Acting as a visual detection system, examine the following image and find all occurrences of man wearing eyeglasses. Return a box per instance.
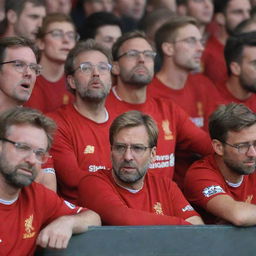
[184,103,256,225]
[149,16,221,189]
[79,110,204,225]
[106,30,212,184]
[25,13,77,113]
[47,39,113,204]
[0,107,101,255]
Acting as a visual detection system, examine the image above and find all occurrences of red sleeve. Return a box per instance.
[78,174,190,226]
[184,157,227,209]
[174,103,213,156]
[48,112,86,202]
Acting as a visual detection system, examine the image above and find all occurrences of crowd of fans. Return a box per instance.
[1,0,256,254]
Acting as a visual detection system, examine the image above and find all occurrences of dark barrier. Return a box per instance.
[35,225,255,256]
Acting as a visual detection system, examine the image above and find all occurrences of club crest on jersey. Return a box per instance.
[23,215,36,239]
[203,185,225,198]
[84,145,95,154]
[162,120,173,140]
[153,202,163,215]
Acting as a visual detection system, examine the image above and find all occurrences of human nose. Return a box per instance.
[23,150,38,165]
[91,65,100,76]
[123,145,134,161]
[247,144,256,156]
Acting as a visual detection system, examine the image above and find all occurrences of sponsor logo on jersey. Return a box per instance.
[203,185,225,198]
[149,153,175,169]
[84,145,95,154]
[182,205,194,212]
[23,215,36,239]
[153,202,163,215]
[162,120,173,140]
[88,165,106,172]
[190,117,204,128]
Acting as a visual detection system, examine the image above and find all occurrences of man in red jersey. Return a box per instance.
[0,36,55,191]
[216,32,256,112]
[25,13,77,113]
[0,107,100,255]
[184,103,256,225]
[79,110,204,226]
[47,39,113,204]
[151,16,221,189]
[106,30,212,186]
[202,0,251,85]
[153,15,220,131]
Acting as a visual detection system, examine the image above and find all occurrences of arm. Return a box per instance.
[207,195,256,226]
[78,174,190,226]
[35,167,57,192]
[185,216,204,225]
[36,209,101,249]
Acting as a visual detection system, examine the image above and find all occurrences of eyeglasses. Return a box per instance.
[0,60,42,76]
[0,138,50,164]
[221,140,256,154]
[73,62,112,74]
[44,29,80,42]
[117,50,157,60]
[173,36,206,47]
[112,143,152,156]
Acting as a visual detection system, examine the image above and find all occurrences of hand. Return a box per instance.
[36,216,73,249]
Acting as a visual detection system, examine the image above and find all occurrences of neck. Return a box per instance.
[73,97,108,123]
[215,154,243,184]
[112,169,144,191]
[0,92,21,114]
[157,61,189,89]
[115,80,147,104]
[0,175,20,201]
[226,76,252,100]
[215,25,229,45]
[40,56,64,82]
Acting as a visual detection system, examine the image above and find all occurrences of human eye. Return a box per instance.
[113,144,127,153]
[14,60,25,68]
[187,37,197,44]
[127,50,139,57]
[98,63,110,72]
[131,145,147,154]
[29,64,41,75]
[144,51,156,59]
[66,31,76,41]
[80,63,92,72]
[236,143,249,153]
[51,29,62,38]
[15,142,31,153]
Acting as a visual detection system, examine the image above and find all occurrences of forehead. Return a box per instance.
[75,50,109,64]
[96,25,122,37]
[226,0,251,11]
[176,24,201,38]
[7,124,48,150]
[241,45,256,61]
[4,46,37,63]
[21,2,46,15]
[227,123,256,143]
[119,37,153,52]
[114,125,149,144]
[45,21,75,31]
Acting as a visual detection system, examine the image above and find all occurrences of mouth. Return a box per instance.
[18,168,33,176]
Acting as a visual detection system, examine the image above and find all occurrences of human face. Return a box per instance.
[70,50,112,102]
[115,37,155,87]
[225,0,251,35]
[111,125,156,190]
[45,0,72,15]
[172,24,204,71]
[14,2,46,41]
[39,22,77,63]
[0,124,48,189]
[238,46,256,93]
[115,0,146,20]
[0,47,37,105]
[84,0,114,16]
[222,124,256,175]
[186,0,213,25]
[95,25,122,49]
